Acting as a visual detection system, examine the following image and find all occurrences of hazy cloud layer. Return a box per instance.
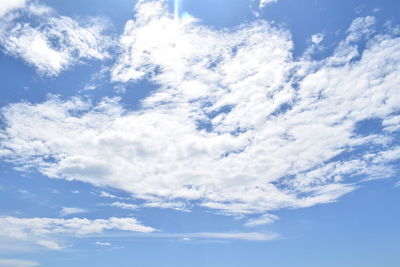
[0,259,39,267]
[1,0,400,219]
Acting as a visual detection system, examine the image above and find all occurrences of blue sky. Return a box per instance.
[0,0,400,266]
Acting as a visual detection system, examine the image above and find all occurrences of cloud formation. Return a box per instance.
[0,0,29,18]
[1,0,400,220]
[0,2,111,76]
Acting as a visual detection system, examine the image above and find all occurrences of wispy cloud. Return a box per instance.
[60,207,88,217]
[145,231,278,242]
[244,214,279,227]
[99,191,120,199]
[0,259,39,267]
[187,232,278,241]
[107,202,138,210]
[0,216,156,250]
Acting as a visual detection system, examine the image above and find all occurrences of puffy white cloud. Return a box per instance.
[311,33,324,44]
[1,1,400,219]
[0,216,156,250]
[0,259,39,267]
[0,3,112,76]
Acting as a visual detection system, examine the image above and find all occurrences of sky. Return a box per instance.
[0,0,399,266]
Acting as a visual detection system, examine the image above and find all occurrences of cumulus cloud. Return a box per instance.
[0,216,156,250]
[0,259,39,267]
[0,2,112,76]
[1,0,400,220]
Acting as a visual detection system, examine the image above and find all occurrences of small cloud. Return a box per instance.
[244,214,279,227]
[95,241,111,246]
[83,84,96,91]
[259,0,277,9]
[372,8,380,13]
[179,237,191,242]
[71,190,80,194]
[17,189,29,194]
[354,5,365,14]
[60,207,87,217]
[114,85,126,94]
[99,191,118,199]
[107,202,138,210]
[142,201,189,212]
[311,33,325,45]
[37,240,63,250]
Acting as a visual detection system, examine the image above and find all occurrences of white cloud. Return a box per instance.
[26,2,53,16]
[99,191,119,199]
[244,214,279,227]
[346,16,376,42]
[95,241,111,246]
[0,259,39,267]
[108,202,138,210]
[60,207,88,217]
[185,232,278,241]
[0,3,112,76]
[311,33,324,44]
[1,1,400,220]
[142,200,189,212]
[0,216,156,250]
[259,0,278,9]
[150,231,278,241]
[0,0,29,18]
